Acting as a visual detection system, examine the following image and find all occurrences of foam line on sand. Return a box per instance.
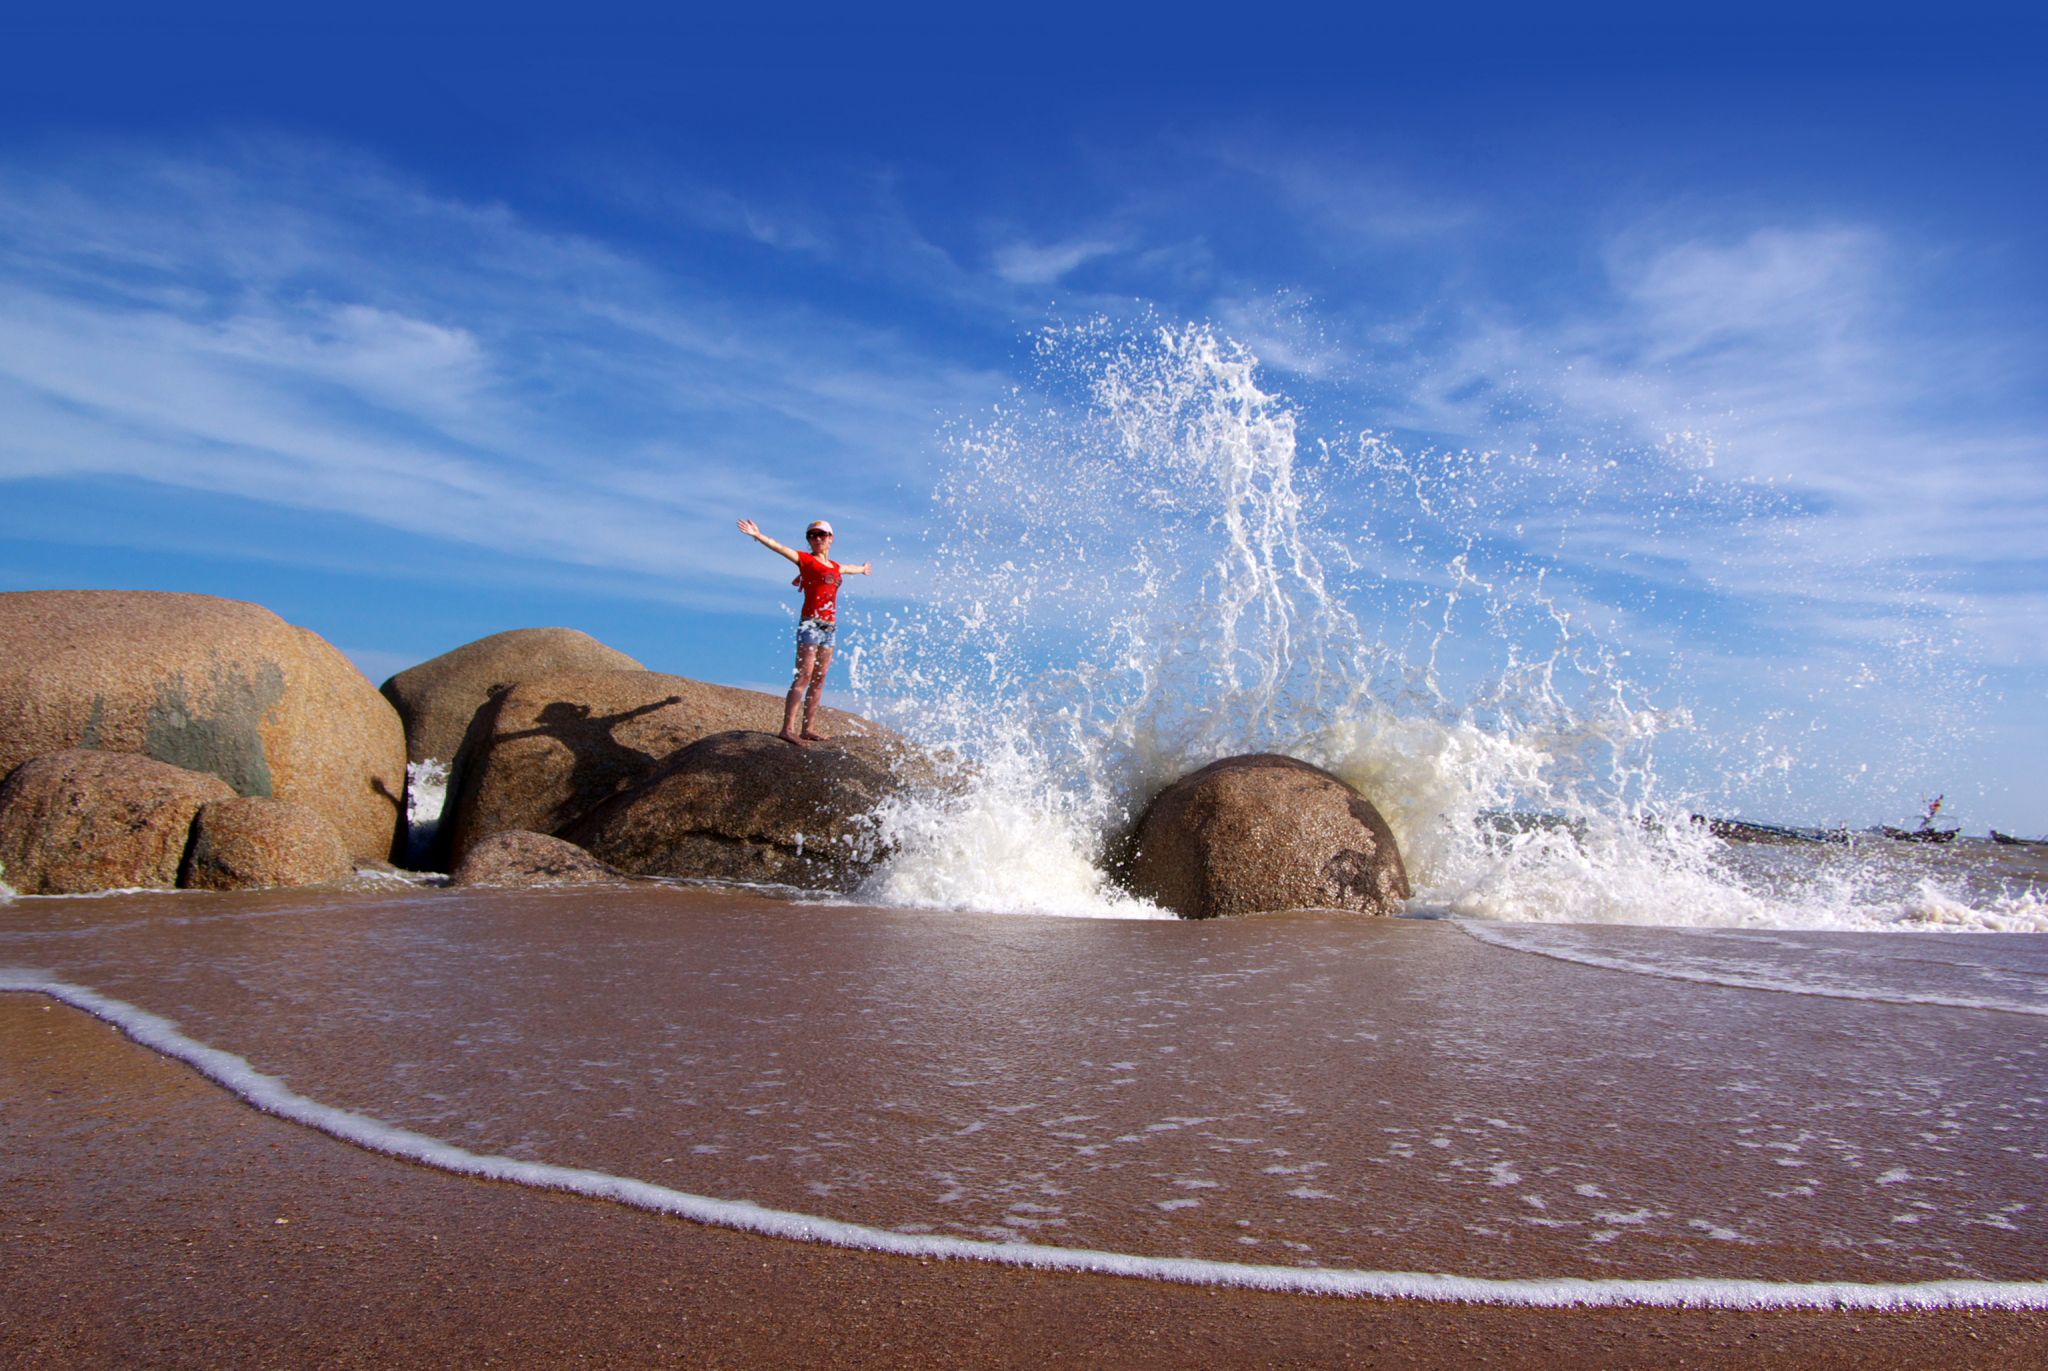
[5,968,2045,1312]
[1455,920,2048,1016]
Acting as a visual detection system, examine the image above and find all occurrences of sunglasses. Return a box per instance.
[807,530,832,539]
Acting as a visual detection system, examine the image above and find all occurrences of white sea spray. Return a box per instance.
[850,319,2039,932]
[403,758,450,869]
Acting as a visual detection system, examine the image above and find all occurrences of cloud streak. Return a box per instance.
[0,137,1008,610]
[1330,218,2046,660]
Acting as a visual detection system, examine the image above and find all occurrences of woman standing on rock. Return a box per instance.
[736,518,872,747]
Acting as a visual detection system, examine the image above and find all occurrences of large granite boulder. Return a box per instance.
[449,830,628,889]
[0,591,406,861]
[443,670,902,861]
[380,628,643,767]
[180,796,353,891]
[1125,754,1410,919]
[0,749,234,894]
[567,730,897,891]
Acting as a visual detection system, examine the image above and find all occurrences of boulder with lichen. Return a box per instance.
[0,590,405,861]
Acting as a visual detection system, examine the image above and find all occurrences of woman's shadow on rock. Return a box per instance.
[498,696,685,826]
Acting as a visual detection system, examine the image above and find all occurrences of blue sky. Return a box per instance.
[2,9,2043,829]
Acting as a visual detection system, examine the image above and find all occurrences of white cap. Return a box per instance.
[807,520,835,536]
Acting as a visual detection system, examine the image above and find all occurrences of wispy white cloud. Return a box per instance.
[1213,293,1338,378]
[1205,136,1480,246]
[1344,219,2047,660]
[0,136,1008,610]
[989,235,1124,285]
[207,303,492,422]
[633,179,838,257]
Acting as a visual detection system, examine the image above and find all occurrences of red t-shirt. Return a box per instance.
[796,552,843,622]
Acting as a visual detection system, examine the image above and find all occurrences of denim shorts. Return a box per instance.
[796,617,838,649]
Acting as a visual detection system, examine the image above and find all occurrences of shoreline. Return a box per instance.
[9,995,2047,1369]
[12,970,2040,1313]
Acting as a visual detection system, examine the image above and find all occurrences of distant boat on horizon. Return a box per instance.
[1880,825,1961,844]
[1690,814,1848,845]
[1991,830,2048,848]
[1880,795,1959,844]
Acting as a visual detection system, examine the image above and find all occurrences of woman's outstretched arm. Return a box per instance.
[736,519,802,566]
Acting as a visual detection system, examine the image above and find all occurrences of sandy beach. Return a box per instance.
[5,887,2047,1367]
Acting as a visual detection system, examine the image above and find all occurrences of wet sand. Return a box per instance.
[5,887,2048,1365]
[8,998,2045,1368]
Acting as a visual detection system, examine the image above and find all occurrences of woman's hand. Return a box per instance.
[737,518,800,564]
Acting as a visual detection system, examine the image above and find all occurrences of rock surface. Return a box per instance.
[180,796,353,891]
[0,749,234,895]
[1125,754,1410,919]
[381,628,643,767]
[568,730,897,891]
[0,591,405,862]
[448,830,629,889]
[444,670,902,860]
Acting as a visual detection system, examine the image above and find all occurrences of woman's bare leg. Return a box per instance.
[800,645,835,740]
[783,645,820,746]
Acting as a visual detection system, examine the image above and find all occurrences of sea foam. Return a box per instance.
[403,758,451,868]
[1458,921,2048,1016]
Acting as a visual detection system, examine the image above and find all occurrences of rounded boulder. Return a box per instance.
[449,830,628,889]
[1126,754,1410,918]
[444,670,903,861]
[381,628,643,768]
[0,749,234,894]
[567,730,897,891]
[180,796,353,891]
[0,591,406,862]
